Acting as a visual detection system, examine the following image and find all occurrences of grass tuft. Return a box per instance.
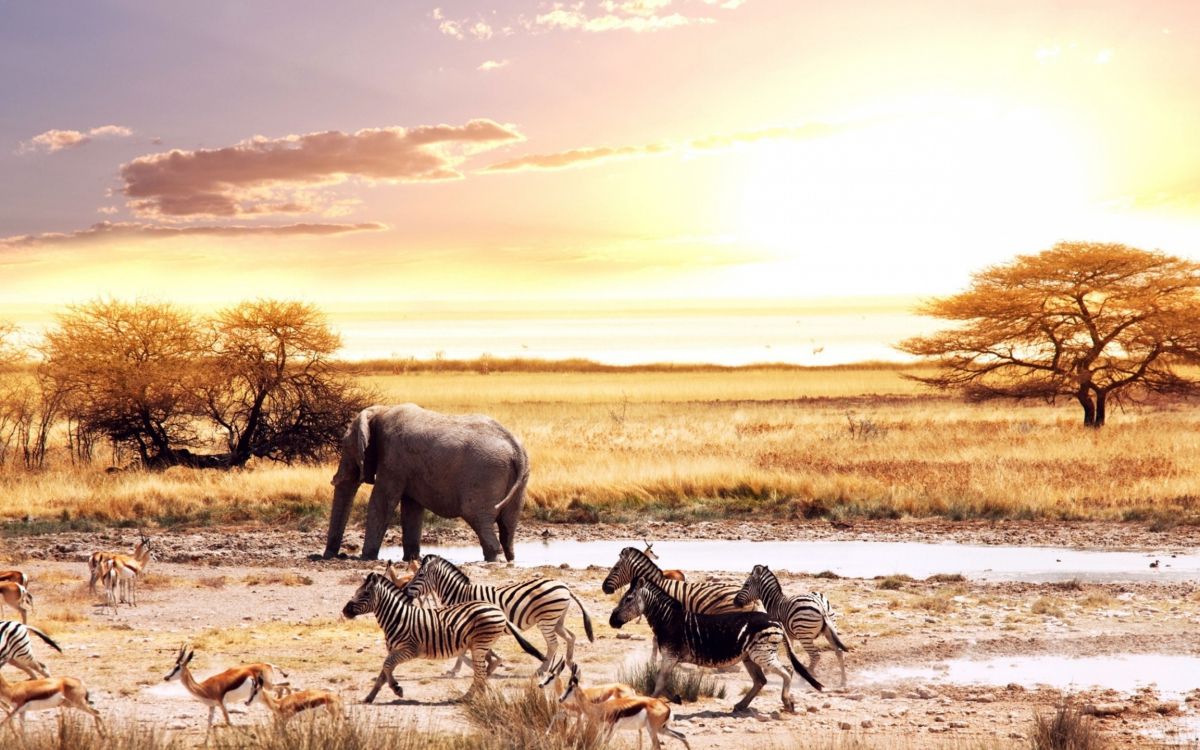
[618,658,726,702]
[1030,704,1109,750]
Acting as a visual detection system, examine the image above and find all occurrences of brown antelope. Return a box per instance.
[541,659,640,733]
[164,644,287,734]
[0,570,28,588]
[557,664,691,750]
[0,672,105,735]
[382,560,419,588]
[642,542,685,582]
[246,676,342,723]
[103,532,152,606]
[0,582,32,624]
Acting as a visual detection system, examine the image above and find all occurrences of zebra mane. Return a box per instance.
[754,565,784,598]
[620,546,662,573]
[426,555,472,589]
[633,575,678,611]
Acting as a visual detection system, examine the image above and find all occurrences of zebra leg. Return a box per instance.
[366,647,412,703]
[651,656,680,699]
[446,653,467,677]
[485,649,503,676]
[825,628,848,688]
[464,644,491,697]
[733,657,768,712]
[13,656,48,679]
[536,621,559,674]
[554,612,578,668]
[801,635,821,680]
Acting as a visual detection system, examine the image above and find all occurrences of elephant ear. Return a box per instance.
[333,407,379,485]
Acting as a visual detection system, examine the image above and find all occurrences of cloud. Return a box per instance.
[19,124,134,154]
[434,1,741,39]
[119,119,522,218]
[532,5,702,33]
[1,221,387,249]
[484,121,847,173]
[485,143,671,172]
[478,59,511,71]
[432,7,495,39]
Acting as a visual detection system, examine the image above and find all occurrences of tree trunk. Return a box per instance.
[1094,391,1107,428]
[1076,388,1096,427]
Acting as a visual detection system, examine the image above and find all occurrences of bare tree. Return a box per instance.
[899,242,1200,427]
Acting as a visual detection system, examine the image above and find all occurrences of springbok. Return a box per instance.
[642,542,685,582]
[164,644,287,734]
[0,581,32,624]
[0,672,104,735]
[104,532,153,606]
[556,664,691,750]
[246,676,342,723]
[0,570,28,588]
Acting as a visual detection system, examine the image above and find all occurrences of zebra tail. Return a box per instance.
[824,620,850,653]
[26,625,63,654]
[784,639,823,691]
[506,622,546,663]
[568,591,595,643]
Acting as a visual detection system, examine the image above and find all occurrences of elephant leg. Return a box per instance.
[362,483,401,561]
[324,479,362,558]
[497,503,520,562]
[465,514,503,563]
[399,495,425,562]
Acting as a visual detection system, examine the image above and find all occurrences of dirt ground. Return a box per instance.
[3,520,1200,748]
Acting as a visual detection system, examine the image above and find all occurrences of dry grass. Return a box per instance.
[2,366,1199,528]
[1030,704,1109,750]
[243,572,315,587]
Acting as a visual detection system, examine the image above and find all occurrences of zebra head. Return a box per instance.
[164,643,194,682]
[403,554,454,601]
[608,575,649,628]
[602,546,650,595]
[734,563,771,608]
[342,572,387,619]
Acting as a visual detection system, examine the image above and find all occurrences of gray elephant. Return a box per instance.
[322,404,529,562]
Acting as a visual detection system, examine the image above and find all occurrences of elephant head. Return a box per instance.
[323,406,385,558]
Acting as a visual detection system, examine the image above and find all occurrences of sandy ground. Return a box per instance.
[3,521,1200,748]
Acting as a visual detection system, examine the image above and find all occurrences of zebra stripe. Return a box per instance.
[0,620,62,679]
[405,555,594,673]
[601,546,746,614]
[734,564,848,687]
[341,572,543,702]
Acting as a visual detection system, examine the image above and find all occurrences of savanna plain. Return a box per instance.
[3,363,1200,749]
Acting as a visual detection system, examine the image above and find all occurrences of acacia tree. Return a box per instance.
[41,300,209,465]
[899,242,1200,427]
[203,299,370,465]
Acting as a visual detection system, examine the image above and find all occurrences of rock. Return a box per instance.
[860,719,874,729]
[966,695,995,703]
[880,689,898,699]
[615,633,632,640]
[838,722,853,731]
[1155,701,1181,715]
[846,693,866,701]
[928,726,950,733]
[916,686,939,699]
[806,705,818,713]
[949,721,968,728]
[1083,703,1127,717]
[559,563,570,569]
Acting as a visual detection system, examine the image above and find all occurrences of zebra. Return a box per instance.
[0,621,63,679]
[734,564,849,687]
[602,546,749,663]
[342,571,545,702]
[403,554,594,674]
[609,577,822,713]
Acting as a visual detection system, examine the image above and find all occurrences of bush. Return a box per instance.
[618,658,726,702]
[1030,704,1108,750]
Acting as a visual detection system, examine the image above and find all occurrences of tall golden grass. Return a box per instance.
[3,365,1199,527]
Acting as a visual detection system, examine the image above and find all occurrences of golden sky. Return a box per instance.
[3,1,1200,328]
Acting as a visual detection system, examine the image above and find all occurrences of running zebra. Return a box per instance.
[602,547,748,613]
[0,621,62,679]
[609,577,822,713]
[404,555,594,674]
[342,572,545,702]
[734,565,849,687]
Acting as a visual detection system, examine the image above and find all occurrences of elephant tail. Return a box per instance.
[568,590,595,643]
[506,621,546,663]
[494,446,530,512]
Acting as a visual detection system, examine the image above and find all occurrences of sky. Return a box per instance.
[3,1,1200,361]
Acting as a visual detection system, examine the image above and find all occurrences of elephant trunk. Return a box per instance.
[323,480,360,558]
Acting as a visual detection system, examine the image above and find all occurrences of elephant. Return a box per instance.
[322,404,530,562]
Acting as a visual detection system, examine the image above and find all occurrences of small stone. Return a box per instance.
[615,633,632,640]
[916,686,939,699]
[1155,702,1181,715]
[846,693,866,701]
[949,721,968,728]
[860,719,873,729]
[929,726,950,733]
[1083,703,1127,717]
[880,689,898,699]
[838,722,853,731]
[806,705,818,714]
[559,563,570,569]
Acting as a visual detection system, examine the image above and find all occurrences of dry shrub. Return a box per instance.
[244,572,314,587]
[926,573,966,583]
[3,716,183,750]
[618,658,726,702]
[137,573,176,590]
[1030,597,1065,618]
[196,576,228,589]
[877,575,913,591]
[463,681,610,750]
[1030,704,1108,750]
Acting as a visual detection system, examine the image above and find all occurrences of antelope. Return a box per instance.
[0,570,28,588]
[556,664,691,750]
[383,560,419,588]
[0,672,104,735]
[540,659,640,733]
[0,582,32,624]
[642,542,685,582]
[246,675,343,723]
[104,530,152,604]
[163,644,287,734]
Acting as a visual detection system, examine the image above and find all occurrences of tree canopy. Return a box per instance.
[898,242,1200,426]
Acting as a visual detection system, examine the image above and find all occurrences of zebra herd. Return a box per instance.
[0,543,850,746]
